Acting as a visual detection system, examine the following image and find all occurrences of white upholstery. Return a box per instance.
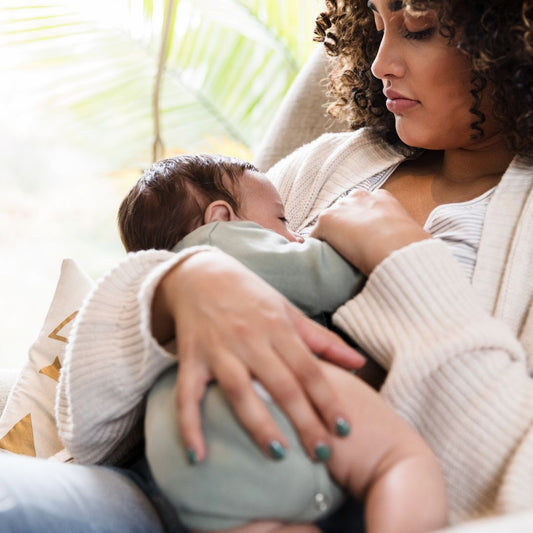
[0,369,19,416]
[253,45,348,172]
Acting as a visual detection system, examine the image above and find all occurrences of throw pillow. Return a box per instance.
[0,258,94,458]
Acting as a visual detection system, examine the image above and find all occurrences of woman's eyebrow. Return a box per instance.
[367,1,404,12]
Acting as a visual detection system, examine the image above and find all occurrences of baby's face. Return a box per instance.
[237,171,303,243]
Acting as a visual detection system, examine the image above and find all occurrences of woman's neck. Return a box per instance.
[438,135,514,185]
[384,136,515,225]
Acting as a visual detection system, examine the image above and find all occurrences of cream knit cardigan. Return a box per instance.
[56,129,533,527]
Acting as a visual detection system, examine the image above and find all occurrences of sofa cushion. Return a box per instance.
[0,259,94,458]
[253,45,348,172]
[0,370,19,416]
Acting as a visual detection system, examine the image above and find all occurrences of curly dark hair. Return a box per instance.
[314,0,533,155]
[118,154,257,252]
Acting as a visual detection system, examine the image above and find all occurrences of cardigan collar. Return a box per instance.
[473,155,533,332]
[288,130,533,331]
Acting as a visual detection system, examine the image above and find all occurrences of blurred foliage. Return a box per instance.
[0,0,321,169]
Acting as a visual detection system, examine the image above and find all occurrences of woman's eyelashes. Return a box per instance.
[402,27,435,40]
[374,25,435,42]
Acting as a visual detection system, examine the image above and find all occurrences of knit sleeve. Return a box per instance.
[55,246,213,465]
[333,238,533,522]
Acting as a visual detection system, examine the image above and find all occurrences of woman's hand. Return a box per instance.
[310,189,431,275]
[152,250,366,463]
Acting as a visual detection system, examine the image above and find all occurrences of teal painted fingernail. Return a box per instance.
[186,448,198,465]
[268,440,286,460]
[335,417,351,437]
[315,443,331,462]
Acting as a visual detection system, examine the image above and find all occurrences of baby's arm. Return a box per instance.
[174,221,365,315]
[321,361,448,533]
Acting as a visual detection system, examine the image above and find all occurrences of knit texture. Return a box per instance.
[56,127,533,526]
[269,128,533,523]
[55,247,213,465]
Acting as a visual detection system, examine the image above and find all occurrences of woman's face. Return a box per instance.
[368,0,498,150]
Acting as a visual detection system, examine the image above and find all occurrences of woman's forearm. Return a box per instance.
[56,249,194,464]
[150,248,219,345]
[334,238,533,521]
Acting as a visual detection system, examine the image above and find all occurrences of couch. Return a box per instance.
[2,45,533,532]
[0,369,18,414]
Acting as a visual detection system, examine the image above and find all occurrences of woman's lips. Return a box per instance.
[384,90,419,113]
[386,97,419,113]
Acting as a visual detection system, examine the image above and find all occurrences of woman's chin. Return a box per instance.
[395,128,445,151]
[394,119,473,151]
[395,121,427,149]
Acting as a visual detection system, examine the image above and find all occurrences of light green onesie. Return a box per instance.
[145,221,364,531]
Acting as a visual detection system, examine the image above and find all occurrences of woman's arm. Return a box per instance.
[307,190,533,521]
[56,246,363,464]
[56,248,203,464]
[334,238,533,522]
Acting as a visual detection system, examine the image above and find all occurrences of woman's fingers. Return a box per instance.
[234,305,355,460]
[167,251,362,462]
[249,351,335,461]
[175,356,212,463]
[268,320,354,453]
[290,306,366,370]
[310,189,430,274]
[178,348,290,462]
[212,354,291,460]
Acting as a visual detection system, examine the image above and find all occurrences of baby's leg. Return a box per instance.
[317,361,448,533]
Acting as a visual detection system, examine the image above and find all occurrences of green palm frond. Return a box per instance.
[1,0,321,168]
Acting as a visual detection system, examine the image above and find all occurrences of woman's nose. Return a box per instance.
[371,32,405,80]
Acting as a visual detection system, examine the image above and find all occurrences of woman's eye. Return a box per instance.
[403,27,435,40]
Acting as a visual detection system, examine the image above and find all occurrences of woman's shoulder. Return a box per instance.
[268,128,404,183]
[278,127,395,159]
[268,128,408,228]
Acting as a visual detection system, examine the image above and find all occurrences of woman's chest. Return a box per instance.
[381,167,501,227]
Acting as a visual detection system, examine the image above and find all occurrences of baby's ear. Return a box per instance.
[204,200,238,223]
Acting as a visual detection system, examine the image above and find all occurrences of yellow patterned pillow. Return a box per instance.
[0,259,94,459]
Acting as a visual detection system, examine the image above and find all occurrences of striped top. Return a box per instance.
[299,163,496,282]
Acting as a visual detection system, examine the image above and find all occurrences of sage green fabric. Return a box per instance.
[173,221,364,317]
[146,221,360,530]
[146,366,345,531]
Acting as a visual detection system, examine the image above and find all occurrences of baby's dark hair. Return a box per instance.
[118,154,258,252]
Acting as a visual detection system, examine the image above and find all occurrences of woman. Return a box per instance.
[2,0,533,531]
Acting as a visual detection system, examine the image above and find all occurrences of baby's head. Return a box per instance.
[118,153,301,252]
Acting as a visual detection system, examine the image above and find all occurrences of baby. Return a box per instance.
[118,154,448,533]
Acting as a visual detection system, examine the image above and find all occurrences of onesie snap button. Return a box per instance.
[313,492,330,512]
